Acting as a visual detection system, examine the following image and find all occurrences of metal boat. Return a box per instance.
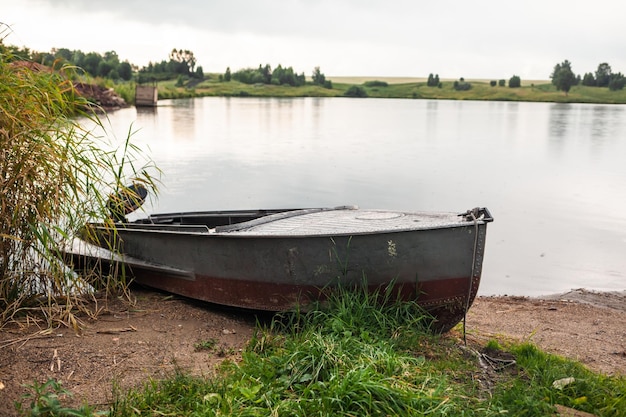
[64,205,493,332]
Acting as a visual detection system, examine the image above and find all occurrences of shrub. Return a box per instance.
[364,80,388,87]
[453,79,472,91]
[509,75,521,88]
[344,85,368,97]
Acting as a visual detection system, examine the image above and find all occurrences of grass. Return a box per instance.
[0,48,158,329]
[19,285,624,416]
[125,74,626,104]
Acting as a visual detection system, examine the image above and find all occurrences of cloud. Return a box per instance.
[5,0,626,79]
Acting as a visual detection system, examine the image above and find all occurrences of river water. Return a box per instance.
[99,97,626,296]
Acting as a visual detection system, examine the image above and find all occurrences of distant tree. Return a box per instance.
[52,47,73,62]
[97,60,113,77]
[312,66,326,86]
[224,67,231,81]
[608,72,626,91]
[490,80,497,87]
[82,52,101,76]
[169,48,196,74]
[551,60,577,95]
[498,79,506,87]
[582,72,596,86]
[595,63,612,87]
[259,64,272,84]
[427,73,440,87]
[508,75,521,88]
[195,66,204,79]
[117,62,132,80]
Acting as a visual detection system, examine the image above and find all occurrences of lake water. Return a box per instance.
[99,97,626,297]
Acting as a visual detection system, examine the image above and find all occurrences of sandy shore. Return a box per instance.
[0,288,624,415]
[468,289,626,376]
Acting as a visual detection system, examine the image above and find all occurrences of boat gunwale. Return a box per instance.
[91,216,490,239]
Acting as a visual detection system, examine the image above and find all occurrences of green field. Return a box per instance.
[140,75,626,105]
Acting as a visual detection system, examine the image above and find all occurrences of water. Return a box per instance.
[99,97,626,296]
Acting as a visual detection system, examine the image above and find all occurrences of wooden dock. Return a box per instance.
[135,85,158,107]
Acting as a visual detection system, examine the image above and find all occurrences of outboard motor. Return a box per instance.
[107,183,148,222]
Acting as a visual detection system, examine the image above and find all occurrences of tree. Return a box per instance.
[595,63,612,87]
[224,67,231,82]
[508,75,521,88]
[608,72,626,91]
[195,66,204,79]
[82,52,101,77]
[427,73,440,87]
[118,62,132,81]
[551,60,577,95]
[169,48,196,74]
[312,66,326,85]
[582,72,596,86]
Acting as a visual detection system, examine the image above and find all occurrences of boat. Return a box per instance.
[63,205,493,332]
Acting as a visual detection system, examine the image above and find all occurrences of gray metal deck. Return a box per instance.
[218,207,468,236]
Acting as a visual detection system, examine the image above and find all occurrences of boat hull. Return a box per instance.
[64,207,492,332]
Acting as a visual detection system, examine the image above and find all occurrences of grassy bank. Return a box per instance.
[18,286,626,416]
[133,75,626,104]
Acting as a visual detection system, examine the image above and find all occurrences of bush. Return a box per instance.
[453,80,471,91]
[490,80,497,87]
[344,85,368,97]
[499,79,506,87]
[364,80,388,87]
[509,75,521,88]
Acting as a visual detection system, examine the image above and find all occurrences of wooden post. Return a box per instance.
[135,84,158,107]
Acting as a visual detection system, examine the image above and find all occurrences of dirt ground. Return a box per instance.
[1,287,624,416]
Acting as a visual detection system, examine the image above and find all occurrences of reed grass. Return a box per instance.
[0,41,158,328]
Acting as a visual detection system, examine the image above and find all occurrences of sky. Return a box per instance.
[3,0,626,81]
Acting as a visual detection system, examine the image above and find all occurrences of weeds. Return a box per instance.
[0,32,158,328]
[15,379,99,417]
[194,338,218,351]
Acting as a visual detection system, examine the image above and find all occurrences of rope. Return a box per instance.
[463,208,480,345]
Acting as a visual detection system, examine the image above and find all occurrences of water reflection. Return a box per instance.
[548,103,572,138]
[101,98,626,297]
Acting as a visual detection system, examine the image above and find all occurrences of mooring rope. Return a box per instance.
[463,208,480,345]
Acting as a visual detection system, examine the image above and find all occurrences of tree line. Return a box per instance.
[2,41,625,95]
[222,64,332,88]
[551,60,625,94]
[0,43,202,82]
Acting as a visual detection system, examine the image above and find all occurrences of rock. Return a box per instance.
[73,82,128,111]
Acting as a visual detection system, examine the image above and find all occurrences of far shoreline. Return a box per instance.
[146,74,626,105]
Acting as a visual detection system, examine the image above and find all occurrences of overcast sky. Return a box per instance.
[3,0,625,80]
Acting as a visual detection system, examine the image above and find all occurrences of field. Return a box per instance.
[143,75,626,105]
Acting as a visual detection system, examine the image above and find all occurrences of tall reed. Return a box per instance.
[0,35,158,328]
